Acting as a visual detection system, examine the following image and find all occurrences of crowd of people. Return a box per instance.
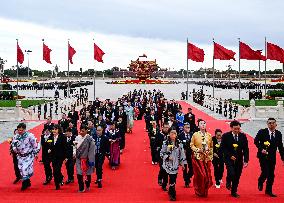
[8,89,284,201]
[13,81,93,91]
[192,89,239,119]
[193,80,275,90]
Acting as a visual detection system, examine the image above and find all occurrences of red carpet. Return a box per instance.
[1,101,284,202]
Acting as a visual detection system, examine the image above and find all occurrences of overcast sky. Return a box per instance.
[0,0,283,71]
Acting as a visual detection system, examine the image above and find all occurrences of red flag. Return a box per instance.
[43,43,52,64]
[255,50,266,61]
[240,42,265,61]
[214,42,236,60]
[17,43,24,64]
[68,43,76,64]
[187,43,204,62]
[267,42,284,63]
[94,43,105,63]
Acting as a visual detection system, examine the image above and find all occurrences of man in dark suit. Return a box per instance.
[222,120,249,198]
[146,109,158,131]
[58,113,69,133]
[42,117,54,133]
[114,106,127,125]
[93,125,109,188]
[212,129,224,188]
[178,122,194,187]
[65,127,76,184]
[68,121,78,136]
[183,108,196,132]
[68,107,79,126]
[41,129,54,185]
[254,118,284,197]
[94,97,101,108]
[155,122,170,188]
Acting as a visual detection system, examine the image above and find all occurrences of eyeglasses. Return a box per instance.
[268,122,276,124]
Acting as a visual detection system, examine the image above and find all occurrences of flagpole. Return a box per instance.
[16,39,19,100]
[259,59,261,80]
[67,39,70,98]
[42,39,45,98]
[186,38,189,100]
[93,39,96,101]
[238,38,241,100]
[264,37,267,96]
[213,38,215,98]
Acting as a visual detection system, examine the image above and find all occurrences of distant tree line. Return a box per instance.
[3,66,284,78]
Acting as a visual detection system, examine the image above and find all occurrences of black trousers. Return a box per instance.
[258,158,276,193]
[226,162,243,194]
[52,159,64,187]
[77,174,91,191]
[158,157,164,182]
[224,110,227,117]
[43,159,53,180]
[213,159,224,185]
[95,154,105,180]
[120,134,125,150]
[161,169,177,198]
[183,154,193,184]
[150,139,159,163]
[65,158,75,180]
[13,154,21,179]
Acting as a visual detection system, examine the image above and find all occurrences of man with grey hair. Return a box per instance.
[254,117,284,197]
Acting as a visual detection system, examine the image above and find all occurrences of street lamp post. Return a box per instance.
[0,58,7,81]
[25,50,32,78]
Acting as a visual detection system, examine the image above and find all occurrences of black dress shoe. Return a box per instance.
[169,195,176,201]
[43,180,51,185]
[55,185,60,190]
[226,184,232,191]
[21,181,28,191]
[13,178,21,184]
[162,186,168,191]
[266,192,277,197]
[258,182,263,191]
[65,179,74,184]
[98,181,102,188]
[27,181,31,188]
[231,193,240,198]
[158,179,162,186]
[185,183,189,188]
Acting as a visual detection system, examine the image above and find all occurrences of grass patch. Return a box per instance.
[232,100,280,107]
[0,100,47,108]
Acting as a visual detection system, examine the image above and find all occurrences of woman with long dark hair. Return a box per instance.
[190,119,213,197]
[50,124,67,190]
[160,128,186,201]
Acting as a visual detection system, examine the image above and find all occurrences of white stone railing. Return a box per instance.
[0,98,85,121]
[196,96,284,120]
[249,100,284,119]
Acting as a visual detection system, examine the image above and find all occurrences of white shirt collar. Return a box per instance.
[268,129,275,135]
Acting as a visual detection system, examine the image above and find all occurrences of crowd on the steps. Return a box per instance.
[8,89,284,201]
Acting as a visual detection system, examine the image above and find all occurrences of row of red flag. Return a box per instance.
[188,41,284,63]
[17,40,105,65]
